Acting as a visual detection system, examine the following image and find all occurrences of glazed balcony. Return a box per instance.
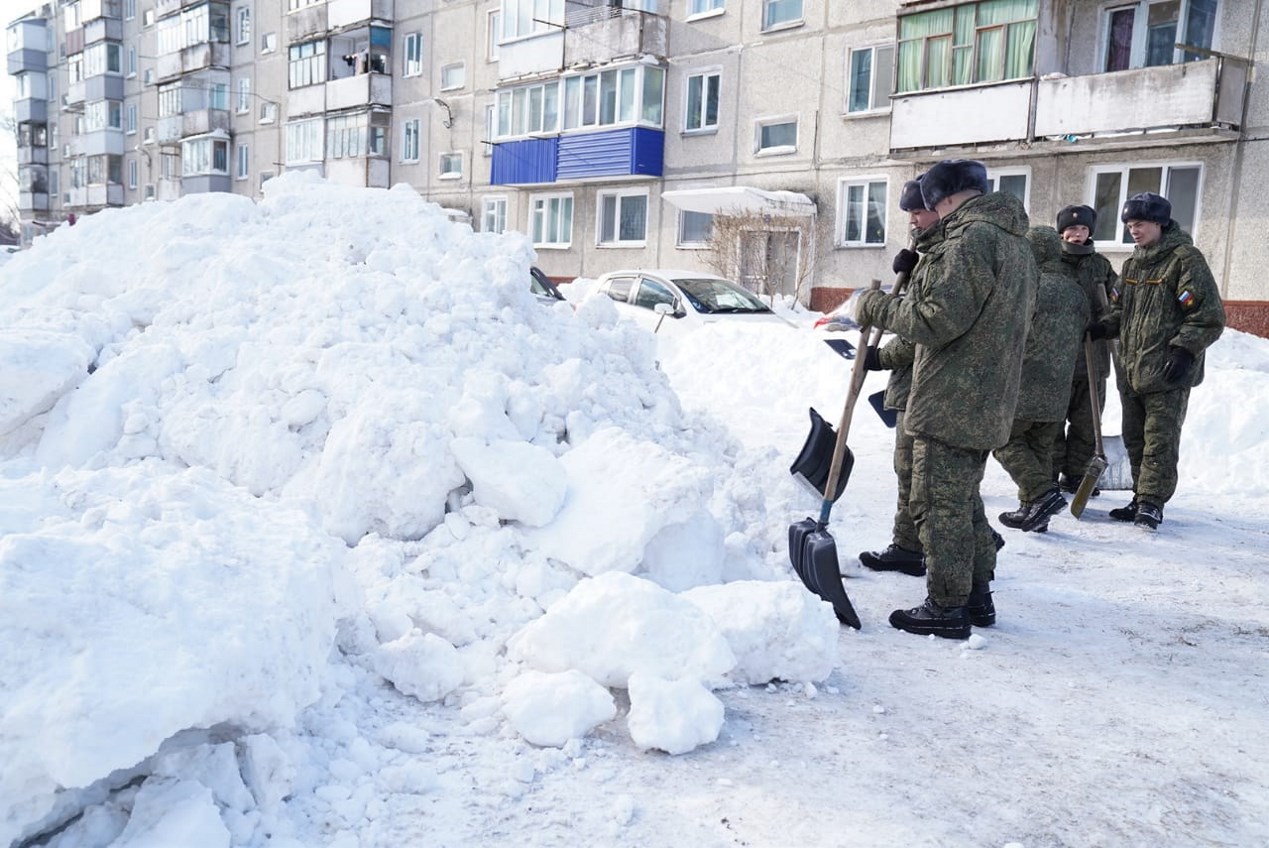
[328,0,394,30]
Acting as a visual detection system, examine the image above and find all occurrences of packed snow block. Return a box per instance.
[0,330,95,438]
[373,630,465,703]
[682,581,840,685]
[110,777,231,848]
[0,466,345,848]
[506,572,736,688]
[640,510,726,592]
[522,427,716,576]
[449,437,567,527]
[501,669,617,747]
[626,672,725,755]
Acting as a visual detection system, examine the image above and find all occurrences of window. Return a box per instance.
[838,178,888,246]
[144,68,154,84]
[289,41,327,89]
[145,126,156,143]
[678,211,714,246]
[439,152,463,178]
[285,117,324,164]
[260,171,275,190]
[128,157,138,189]
[261,32,277,53]
[182,136,229,175]
[1090,162,1201,245]
[158,83,182,118]
[487,11,501,61]
[144,184,156,200]
[235,6,251,46]
[156,4,231,55]
[598,189,648,245]
[482,196,507,233]
[501,64,664,138]
[987,167,1030,209]
[259,101,277,123]
[684,71,720,132]
[1102,0,1216,71]
[84,100,123,131]
[762,0,802,30]
[236,143,249,179]
[502,0,564,40]
[288,0,322,9]
[124,0,136,20]
[210,82,229,111]
[847,45,894,113]
[688,0,725,17]
[633,277,678,311]
[484,104,495,156]
[897,0,1038,93]
[83,42,122,77]
[143,9,154,27]
[237,77,251,113]
[755,116,797,153]
[531,193,573,248]
[440,62,465,91]
[326,112,389,159]
[403,33,422,76]
[126,103,137,134]
[127,46,137,77]
[402,119,420,161]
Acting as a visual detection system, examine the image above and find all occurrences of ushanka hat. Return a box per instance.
[1120,192,1172,224]
[1056,204,1096,234]
[898,177,927,212]
[919,159,989,210]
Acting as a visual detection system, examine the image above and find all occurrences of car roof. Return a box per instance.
[597,269,730,283]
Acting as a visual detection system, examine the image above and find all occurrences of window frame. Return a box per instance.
[762,0,803,32]
[403,33,423,77]
[438,151,464,179]
[440,62,466,92]
[683,69,721,133]
[235,5,251,46]
[1087,160,1204,248]
[596,188,649,247]
[482,195,508,234]
[487,10,501,61]
[677,210,714,248]
[530,191,574,249]
[402,118,420,162]
[687,0,725,20]
[845,44,895,114]
[1099,0,1217,72]
[836,176,890,248]
[986,166,1031,211]
[754,114,798,155]
[896,0,1039,94]
[236,142,249,180]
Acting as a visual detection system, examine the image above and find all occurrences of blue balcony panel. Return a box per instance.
[557,127,663,181]
[491,137,558,186]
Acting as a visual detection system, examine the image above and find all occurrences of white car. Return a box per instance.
[593,269,790,336]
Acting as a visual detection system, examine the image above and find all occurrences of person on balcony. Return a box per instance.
[1087,192,1225,530]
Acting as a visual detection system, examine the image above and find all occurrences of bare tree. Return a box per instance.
[0,113,22,245]
[700,206,834,307]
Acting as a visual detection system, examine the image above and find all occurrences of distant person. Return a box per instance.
[1087,192,1225,529]
[994,226,1088,533]
[1053,205,1118,494]
[851,159,1037,639]
[858,177,939,578]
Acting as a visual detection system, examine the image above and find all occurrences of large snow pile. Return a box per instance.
[0,175,839,846]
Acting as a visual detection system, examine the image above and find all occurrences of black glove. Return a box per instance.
[1086,322,1109,341]
[1161,346,1195,385]
[862,346,883,371]
[891,249,918,275]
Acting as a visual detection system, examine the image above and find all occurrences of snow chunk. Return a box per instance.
[626,673,724,755]
[111,778,230,848]
[502,669,617,747]
[450,437,567,527]
[373,629,465,703]
[0,330,94,437]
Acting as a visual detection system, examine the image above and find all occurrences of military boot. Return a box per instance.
[859,544,926,577]
[1109,497,1138,522]
[1134,501,1163,530]
[967,582,995,628]
[889,598,971,640]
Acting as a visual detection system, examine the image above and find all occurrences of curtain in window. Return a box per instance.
[619,196,647,241]
[975,0,1036,81]
[1183,0,1217,59]
[952,5,975,85]
[848,50,872,111]
[865,182,886,244]
[897,8,953,92]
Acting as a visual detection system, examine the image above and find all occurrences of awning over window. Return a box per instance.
[661,186,816,217]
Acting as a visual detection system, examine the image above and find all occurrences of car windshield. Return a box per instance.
[673,278,771,314]
[530,268,563,300]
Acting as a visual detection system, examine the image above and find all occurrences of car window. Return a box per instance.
[632,277,677,311]
[602,277,635,303]
[673,277,771,314]
[530,267,564,301]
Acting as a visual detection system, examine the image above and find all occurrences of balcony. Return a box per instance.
[16,98,47,123]
[157,109,231,144]
[327,73,391,111]
[181,174,232,195]
[7,47,47,75]
[67,185,125,209]
[18,147,49,166]
[326,157,390,189]
[19,192,50,212]
[69,130,126,157]
[498,31,564,81]
[66,27,85,55]
[287,4,329,43]
[156,42,230,83]
[1034,57,1246,138]
[564,6,667,69]
[328,0,393,30]
[7,18,49,74]
[492,127,664,186]
[889,80,1033,150]
[84,17,124,46]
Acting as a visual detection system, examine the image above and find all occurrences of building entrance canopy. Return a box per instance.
[662,186,816,217]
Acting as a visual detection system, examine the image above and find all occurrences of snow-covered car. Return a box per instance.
[593,269,789,336]
[530,266,566,305]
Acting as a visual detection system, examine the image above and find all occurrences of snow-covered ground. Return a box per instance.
[2,175,1267,848]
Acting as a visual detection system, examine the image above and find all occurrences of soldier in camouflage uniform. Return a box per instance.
[852,160,1038,639]
[1053,205,1118,492]
[1088,192,1225,530]
[857,178,939,577]
[994,226,1089,533]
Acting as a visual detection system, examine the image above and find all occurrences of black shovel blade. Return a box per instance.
[788,519,862,630]
[789,408,853,502]
[867,390,898,429]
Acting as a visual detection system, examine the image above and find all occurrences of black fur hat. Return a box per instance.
[1121,192,1172,224]
[1056,204,1096,235]
[920,159,989,210]
[898,178,927,212]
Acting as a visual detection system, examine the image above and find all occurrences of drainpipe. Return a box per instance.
[1218,0,1263,301]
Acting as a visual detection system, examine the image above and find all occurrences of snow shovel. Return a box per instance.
[1070,333,1108,518]
[788,280,882,630]
[1092,285,1132,491]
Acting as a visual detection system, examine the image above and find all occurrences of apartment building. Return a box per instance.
[9,0,1268,334]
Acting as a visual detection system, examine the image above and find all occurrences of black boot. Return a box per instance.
[991,529,1005,552]
[889,598,971,640]
[1011,487,1065,532]
[967,583,995,627]
[999,502,1029,529]
[1134,500,1163,530]
[1109,497,1138,522]
[859,544,926,577]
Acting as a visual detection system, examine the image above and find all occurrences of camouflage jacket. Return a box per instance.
[857,192,1038,450]
[1061,246,1117,378]
[1100,222,1225,395]
[879,222,943,411]
[1016,230,1090,422]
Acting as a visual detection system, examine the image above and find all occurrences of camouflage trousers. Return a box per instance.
[995,418,1064,502]
[911,436,997,608]
[1121,387,1190,505]
[891,411,922,553]
[1053,369,1108,481]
